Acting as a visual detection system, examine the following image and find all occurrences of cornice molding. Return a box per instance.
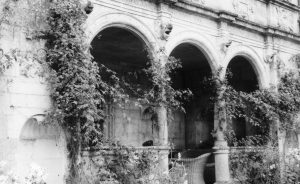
[267,0,300,11]
[174,1,300,43]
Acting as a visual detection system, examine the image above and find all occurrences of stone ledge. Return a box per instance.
[268,0,300,11]
[82,146,170,156]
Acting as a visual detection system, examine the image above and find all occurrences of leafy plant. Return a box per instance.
[201,66,300,183]
[230,140,281,184]
[43,0,190,183]
[223,70,300,135]
[0,161,47,184]
[44,0,107,182]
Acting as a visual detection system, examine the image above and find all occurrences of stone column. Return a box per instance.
[157,106,168,146]
[213,80,232,184]
[156,81,169,173]
[154,1,173,172]
[213,138,231,184]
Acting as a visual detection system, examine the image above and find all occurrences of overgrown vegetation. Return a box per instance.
[1,0,300,183]
[0,161,47,184]
[217,66,300,183]
[44,0,188,183]
[0,0,188,183]
[230,141,281,184]
[224,71,300,134]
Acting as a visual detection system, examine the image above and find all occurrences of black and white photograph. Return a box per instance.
[0,0,300,183]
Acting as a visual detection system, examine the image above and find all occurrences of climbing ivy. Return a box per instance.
[213,68,300,182]
[196,65,300,146]
[223,70,300,138]
[44,1,110,182]
[142,50,191,110]
[43,0,189,183]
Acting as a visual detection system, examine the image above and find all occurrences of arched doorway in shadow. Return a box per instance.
[169,43,215,184]
[169,43,214,150]
[17,114,67,184]
[226,56,261,141]
[91,27,154,146]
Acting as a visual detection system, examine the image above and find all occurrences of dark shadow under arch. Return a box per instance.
[90,27,156,146]
[91,27,149,71]
[226,56,261,141]
[169,43,214,150]
[169,43,215,184]
[91,27,152,98]
[227,56,259,93]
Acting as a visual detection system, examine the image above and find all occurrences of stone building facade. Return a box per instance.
[1,0,300,183]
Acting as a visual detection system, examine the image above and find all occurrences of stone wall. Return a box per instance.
[0,1,67,183]
[1,0,300,183]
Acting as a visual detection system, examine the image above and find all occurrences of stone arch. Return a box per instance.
[168,41,216,151]
[87,12,157,49]
[90,23,157,147]
[17,114,67,184]
[165,31,219,73]
[223,44,269,89]
[224,45,269,142]
[20,114,60,140]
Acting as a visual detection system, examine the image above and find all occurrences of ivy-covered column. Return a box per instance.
[154,1,175,172]
[154,46,170,174]
[213,79,232,184]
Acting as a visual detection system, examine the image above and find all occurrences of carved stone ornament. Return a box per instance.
[232,0,254,20]
[276,7,294,33]
[265,51,285,71]
[265,52,277,65]
[221,40,232,54]
[160,23,173,40]
[84,1,94,14]
[289,54,300,69]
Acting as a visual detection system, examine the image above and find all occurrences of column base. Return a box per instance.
[158,148,169,173]
[214,140,231,184]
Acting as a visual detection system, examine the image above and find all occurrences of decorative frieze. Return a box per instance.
[275,6,294,33]
[232,0,254,21]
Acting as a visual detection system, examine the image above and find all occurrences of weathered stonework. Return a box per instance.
[1,0,300,183]
[232,0,254,21]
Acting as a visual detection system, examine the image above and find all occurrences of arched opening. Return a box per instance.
[169,43,215,184]
[226,56,260,141]
[169,43,214,150]
[91,27,149,77]
[91,27,153,146]
[17,115,66,184]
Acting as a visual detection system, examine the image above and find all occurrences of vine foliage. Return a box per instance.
[44,0,188,183]
[45,0,108,182]
[217,65,300,182]
[223,70,300,140]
